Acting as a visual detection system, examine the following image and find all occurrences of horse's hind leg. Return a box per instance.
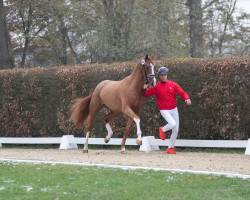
[83,131,90,153]
[103,111,120,143]
[83,95,102,153]
[121,118,133,154]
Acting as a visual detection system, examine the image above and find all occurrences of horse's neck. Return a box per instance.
[129,64,145,91]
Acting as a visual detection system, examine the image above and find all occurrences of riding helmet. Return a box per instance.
[158,66,168,75]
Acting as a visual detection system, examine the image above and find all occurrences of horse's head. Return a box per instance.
[141,54,156,87]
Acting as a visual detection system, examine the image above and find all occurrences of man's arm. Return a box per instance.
[175,83,191,105]
[143,84,156,97]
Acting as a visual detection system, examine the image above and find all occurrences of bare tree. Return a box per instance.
[218,0,237,55]
[203,0,243,57]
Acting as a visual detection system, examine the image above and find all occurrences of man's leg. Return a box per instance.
[160,110,176,132]
[168,108,179,148]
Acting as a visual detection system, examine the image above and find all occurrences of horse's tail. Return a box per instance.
[70,92,93,128]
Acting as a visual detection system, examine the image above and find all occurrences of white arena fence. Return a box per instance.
[0,135,249,155]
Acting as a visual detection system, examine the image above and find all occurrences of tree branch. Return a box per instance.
[202,0,217,11]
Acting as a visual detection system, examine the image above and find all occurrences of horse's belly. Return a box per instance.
[99,81,122,111]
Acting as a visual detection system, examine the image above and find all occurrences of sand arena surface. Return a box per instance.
[0,149,250,175]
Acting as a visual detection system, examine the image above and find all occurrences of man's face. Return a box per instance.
[159,74,168,82]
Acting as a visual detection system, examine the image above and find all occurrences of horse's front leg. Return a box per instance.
[133,118,142,145]
[123,107,142,146]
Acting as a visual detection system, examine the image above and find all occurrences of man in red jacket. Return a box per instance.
[143,66,191,154]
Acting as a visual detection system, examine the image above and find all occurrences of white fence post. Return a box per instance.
[59,135,78,150]
[245,138,250,155]
[139,136,159,152]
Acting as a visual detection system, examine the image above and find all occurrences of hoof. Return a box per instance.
[104,138,109,143]
[136,139,142,146]
[83,149,88,153]
[121,150,127,154]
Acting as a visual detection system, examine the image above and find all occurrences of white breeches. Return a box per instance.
[160,107,179,148]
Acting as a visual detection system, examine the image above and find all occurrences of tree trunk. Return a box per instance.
[20,0,33,68]
[0,0,14,69]
[187,0,203,58]
[20,36,30,68]
[59,20,68,65]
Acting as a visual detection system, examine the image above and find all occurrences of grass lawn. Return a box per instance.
[0,162,249,200]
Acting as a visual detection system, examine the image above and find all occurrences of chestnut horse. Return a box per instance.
[70,55,156,153]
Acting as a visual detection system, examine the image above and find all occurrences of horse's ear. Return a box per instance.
[151,52,155,60]
[145,54,148,61]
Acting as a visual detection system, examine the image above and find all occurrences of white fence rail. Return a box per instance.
[0,137,62,144]
[0,135,249,155]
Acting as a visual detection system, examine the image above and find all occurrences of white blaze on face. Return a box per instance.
[150,63,156,86]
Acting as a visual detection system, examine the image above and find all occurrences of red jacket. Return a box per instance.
[144,80,189,110]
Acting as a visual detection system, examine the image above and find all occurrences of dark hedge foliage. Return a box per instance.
[0,57,249,140]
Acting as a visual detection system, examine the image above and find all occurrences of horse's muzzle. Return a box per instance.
[147,74,156,87]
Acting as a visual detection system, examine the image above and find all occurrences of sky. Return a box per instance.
[236,0,250,14]
[235,0,250,26]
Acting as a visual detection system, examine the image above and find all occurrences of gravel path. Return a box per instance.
[0,149,250,175]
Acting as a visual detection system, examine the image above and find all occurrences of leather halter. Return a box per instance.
[141,60,156,84]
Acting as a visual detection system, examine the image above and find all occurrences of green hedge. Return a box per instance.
[0,57,249,140]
